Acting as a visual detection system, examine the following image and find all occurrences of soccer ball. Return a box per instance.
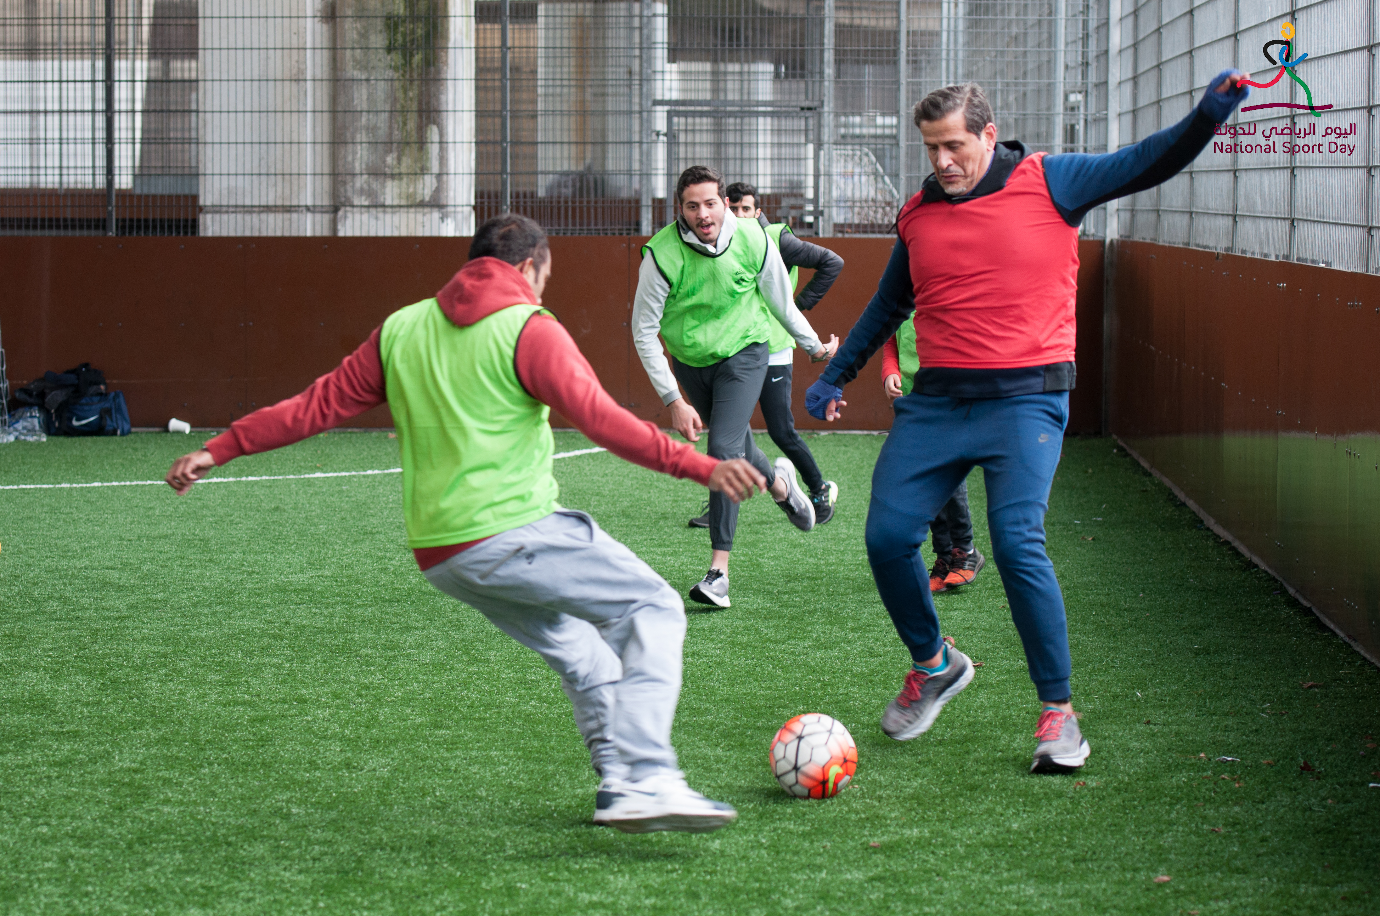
[769,713,858,798]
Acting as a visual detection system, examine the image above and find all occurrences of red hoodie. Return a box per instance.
[204,257,717,569]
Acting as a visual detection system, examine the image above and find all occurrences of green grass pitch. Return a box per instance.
[1,430,1377,914]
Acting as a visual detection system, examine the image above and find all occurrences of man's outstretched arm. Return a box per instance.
[1045,69,1250,226]
[166,331,388,493]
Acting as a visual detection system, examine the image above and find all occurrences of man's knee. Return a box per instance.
[987,503,1053,568]
[865,500,925,562]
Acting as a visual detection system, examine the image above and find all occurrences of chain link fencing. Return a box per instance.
[1113,0,1379,274]
[3,0,1108,237]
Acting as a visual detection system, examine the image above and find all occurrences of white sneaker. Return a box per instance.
[773,457,816,532]
[591,776,626,827]
[598,771,738,834]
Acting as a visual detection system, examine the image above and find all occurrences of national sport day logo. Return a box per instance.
[1212,21,1358,158]
[1240,22,1331,116]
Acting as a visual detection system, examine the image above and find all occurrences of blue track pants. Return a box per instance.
[864,391,1072,701]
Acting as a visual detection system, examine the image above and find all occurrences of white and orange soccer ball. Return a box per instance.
[769,713,858,798]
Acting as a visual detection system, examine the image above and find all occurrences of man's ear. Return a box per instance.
[982,121,998,149]
[516,256,536,283]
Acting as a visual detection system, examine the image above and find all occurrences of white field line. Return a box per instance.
[0,446,607,491]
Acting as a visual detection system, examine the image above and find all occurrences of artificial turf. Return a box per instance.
[0,430,1377,915]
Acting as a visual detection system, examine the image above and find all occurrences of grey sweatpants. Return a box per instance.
[672,341,778,552]
[424,509,687,783]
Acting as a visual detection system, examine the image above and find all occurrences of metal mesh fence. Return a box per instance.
[2,0,1107,236]
[1113,0,1379,274]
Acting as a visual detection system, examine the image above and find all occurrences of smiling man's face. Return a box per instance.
[679,182,728,245]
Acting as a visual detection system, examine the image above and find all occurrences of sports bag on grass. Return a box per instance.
[53,391,131,436]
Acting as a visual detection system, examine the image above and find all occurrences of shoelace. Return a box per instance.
[1034,709,1068,742]
[897,668,929,707]
[949,548,979,571]
[703,569,724,585]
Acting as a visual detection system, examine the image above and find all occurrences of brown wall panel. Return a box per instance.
[1109,239,1380,664]
[2,235,1104,435]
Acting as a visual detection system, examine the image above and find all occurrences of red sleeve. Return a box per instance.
[881,334,901,380]
[515,314,718,486]
[204,327,388,465]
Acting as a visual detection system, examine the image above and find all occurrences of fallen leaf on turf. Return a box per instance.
[1190,910,1200,914]
[972,662,984,667]
[1263,760,1275,765]
[1197,753,1207,758]
[869,842,880,848]
[1210,827,1222,833]
[1367,743,1377,749]
[1327,799,1334,804]
[388,433,397,439]
[1299,761,1316,772]
[1301,681,1321,689]
[1074,781,1086,787]
[1153,876,1171,884]
[1235,781,1243,787]
[1145,719,1153,725]
[1081,536,1095,541]
[1215,756,1240,762]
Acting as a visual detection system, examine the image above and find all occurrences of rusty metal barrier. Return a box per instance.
[0,235,1103,432]
[1109,239,1380,663]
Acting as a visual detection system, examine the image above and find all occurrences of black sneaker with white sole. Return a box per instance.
[773,457,815,531]
[811,480,838,525]
[1030,709,1091,774]
[689,568,730,608]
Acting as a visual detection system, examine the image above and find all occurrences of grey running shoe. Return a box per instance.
[599,771,738,834]
[689,568,730,608]
[880,646,976,740]
[688,501,710,528]
[811,480,839,525]
[1030,709,1091,774]
[773,457,816,532]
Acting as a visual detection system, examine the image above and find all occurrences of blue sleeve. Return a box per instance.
[819,238,915,388]
[1044,71,1249,226]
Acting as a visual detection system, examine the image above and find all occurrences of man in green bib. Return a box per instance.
[165,214,767,834]
[634,165,839,609]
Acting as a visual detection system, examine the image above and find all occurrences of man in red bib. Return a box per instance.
[806,72,1250,773]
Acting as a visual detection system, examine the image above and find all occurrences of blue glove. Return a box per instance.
[805,378,844,421]
[1199,69,1250,123]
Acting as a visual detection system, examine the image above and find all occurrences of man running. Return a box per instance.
[881,322,984,593]
[166,214,766,833]
[697,180,845,527]
[634,165,838,609]
[806,72,1250,772]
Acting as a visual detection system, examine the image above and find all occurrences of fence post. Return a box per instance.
[104,0,116,236]
[897,0,907,201]
[500,0,511,215]
[819,0,834,236]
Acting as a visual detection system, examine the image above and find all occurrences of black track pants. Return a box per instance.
[757,363,824,492]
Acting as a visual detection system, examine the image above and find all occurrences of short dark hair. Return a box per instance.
[469,213,550,269]
[914,82,995,137]
[675,165,724,206]
[725,181,758,204]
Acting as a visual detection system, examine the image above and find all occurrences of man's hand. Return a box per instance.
[1200,68,1251,122]
[166,449,216,495]
[804,378,845,421]
[707,458,767,504]
[810,334,840,362]
[883,374,903,399]
[669,398,704,442]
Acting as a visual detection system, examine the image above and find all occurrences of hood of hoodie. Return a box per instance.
[435,256,541,328]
